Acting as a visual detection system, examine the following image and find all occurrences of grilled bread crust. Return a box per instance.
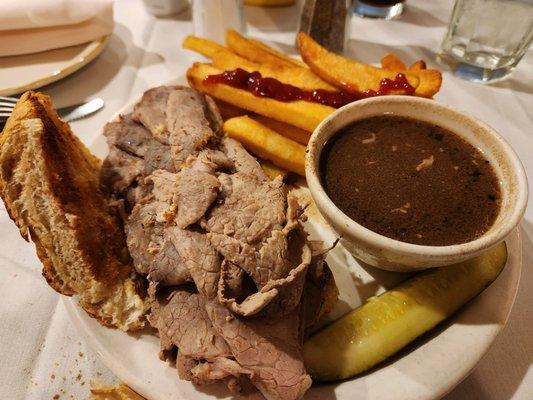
[0,92,147,331]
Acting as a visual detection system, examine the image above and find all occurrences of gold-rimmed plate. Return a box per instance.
[0,35,109,96]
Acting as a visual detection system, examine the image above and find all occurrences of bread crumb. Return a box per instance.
[89,382,146,400]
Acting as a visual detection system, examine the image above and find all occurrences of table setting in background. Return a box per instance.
[0,1,532,400]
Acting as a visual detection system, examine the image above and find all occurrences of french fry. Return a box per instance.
[382,55,441,98]
[211,48,337,91]
[224,116,306,176]
[410,68,442,98]
[260,159,288,180]
[247,37,307,68]
[182,35,227,58]
[214,99,247,120]
[187,63,334,132]
[252,115,311,144]
[297,32,420,93]
[382,55,440,97]
[409,60,427,71]
[213,99,311,143]
[227,29,304,69]
[381,53,407,71]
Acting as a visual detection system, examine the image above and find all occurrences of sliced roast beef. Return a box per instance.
[148,238,191,287]
[206,300,312,400]
[167,227,221,300]
[209,194,310,316]
[173,150,233,229]
[146,170,178,222]
[104,114,159,158]
[134,86,222,170]
[205,172,286,246]
[302,258,338,336]
[100,113,175,209]
[125,200,161,275]
[149,286,251,389]
[185,356,252,389]
[149,287,231,359]
[165,89,222,168]
[220,137,266,178]
[132,86,176,143]
[99,86,338,400]
[144,142,175,175]
[103,113,175,175]
[125,197,191,286]
[101,147,144,195]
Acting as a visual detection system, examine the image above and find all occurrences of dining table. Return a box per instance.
[0,0,531,399]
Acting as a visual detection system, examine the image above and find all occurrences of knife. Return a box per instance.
[0,97,104,132]
[58,98,105,122]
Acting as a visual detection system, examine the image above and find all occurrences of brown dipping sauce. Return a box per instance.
[320,116,501,246]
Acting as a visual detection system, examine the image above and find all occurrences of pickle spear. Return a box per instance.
[303,242,507,381]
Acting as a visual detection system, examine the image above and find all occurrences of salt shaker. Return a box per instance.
[298,0,352,53]
[192,0,246,41]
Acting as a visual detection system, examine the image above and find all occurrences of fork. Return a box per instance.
[0,96,104,125]
[0,96,18,123]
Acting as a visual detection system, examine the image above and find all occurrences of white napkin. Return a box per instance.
[0,0,114,57]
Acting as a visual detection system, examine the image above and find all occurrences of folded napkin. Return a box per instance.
[0,0,114,57]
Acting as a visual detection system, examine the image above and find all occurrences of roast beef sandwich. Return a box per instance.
[0,88,338,400]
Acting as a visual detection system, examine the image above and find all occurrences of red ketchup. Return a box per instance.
[204,68,415,108]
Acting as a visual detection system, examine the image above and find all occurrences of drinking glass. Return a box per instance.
[353,0,405,19]
[192,0,245,41]
[438,0,533,83]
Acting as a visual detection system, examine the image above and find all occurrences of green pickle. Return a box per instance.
[303,242,507,381]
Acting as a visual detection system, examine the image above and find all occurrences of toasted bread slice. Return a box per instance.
[0,92,148,331]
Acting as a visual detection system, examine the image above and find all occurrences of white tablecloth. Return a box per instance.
[0,0,531,399]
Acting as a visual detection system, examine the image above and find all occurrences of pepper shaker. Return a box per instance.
[298,0,352,53]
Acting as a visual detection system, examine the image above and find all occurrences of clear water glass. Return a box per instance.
[438,0,533,83]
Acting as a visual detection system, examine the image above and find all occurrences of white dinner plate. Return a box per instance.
[64,91,522,400]
[0,36,109,96]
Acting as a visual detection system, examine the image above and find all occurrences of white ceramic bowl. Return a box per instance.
[306,96,528,271]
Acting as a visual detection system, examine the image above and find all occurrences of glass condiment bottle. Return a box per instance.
[298,0,352,53]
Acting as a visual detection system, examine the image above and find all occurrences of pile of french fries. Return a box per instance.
[184,30,442,178]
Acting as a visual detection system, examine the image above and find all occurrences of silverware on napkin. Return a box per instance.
[0,97,104,126]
